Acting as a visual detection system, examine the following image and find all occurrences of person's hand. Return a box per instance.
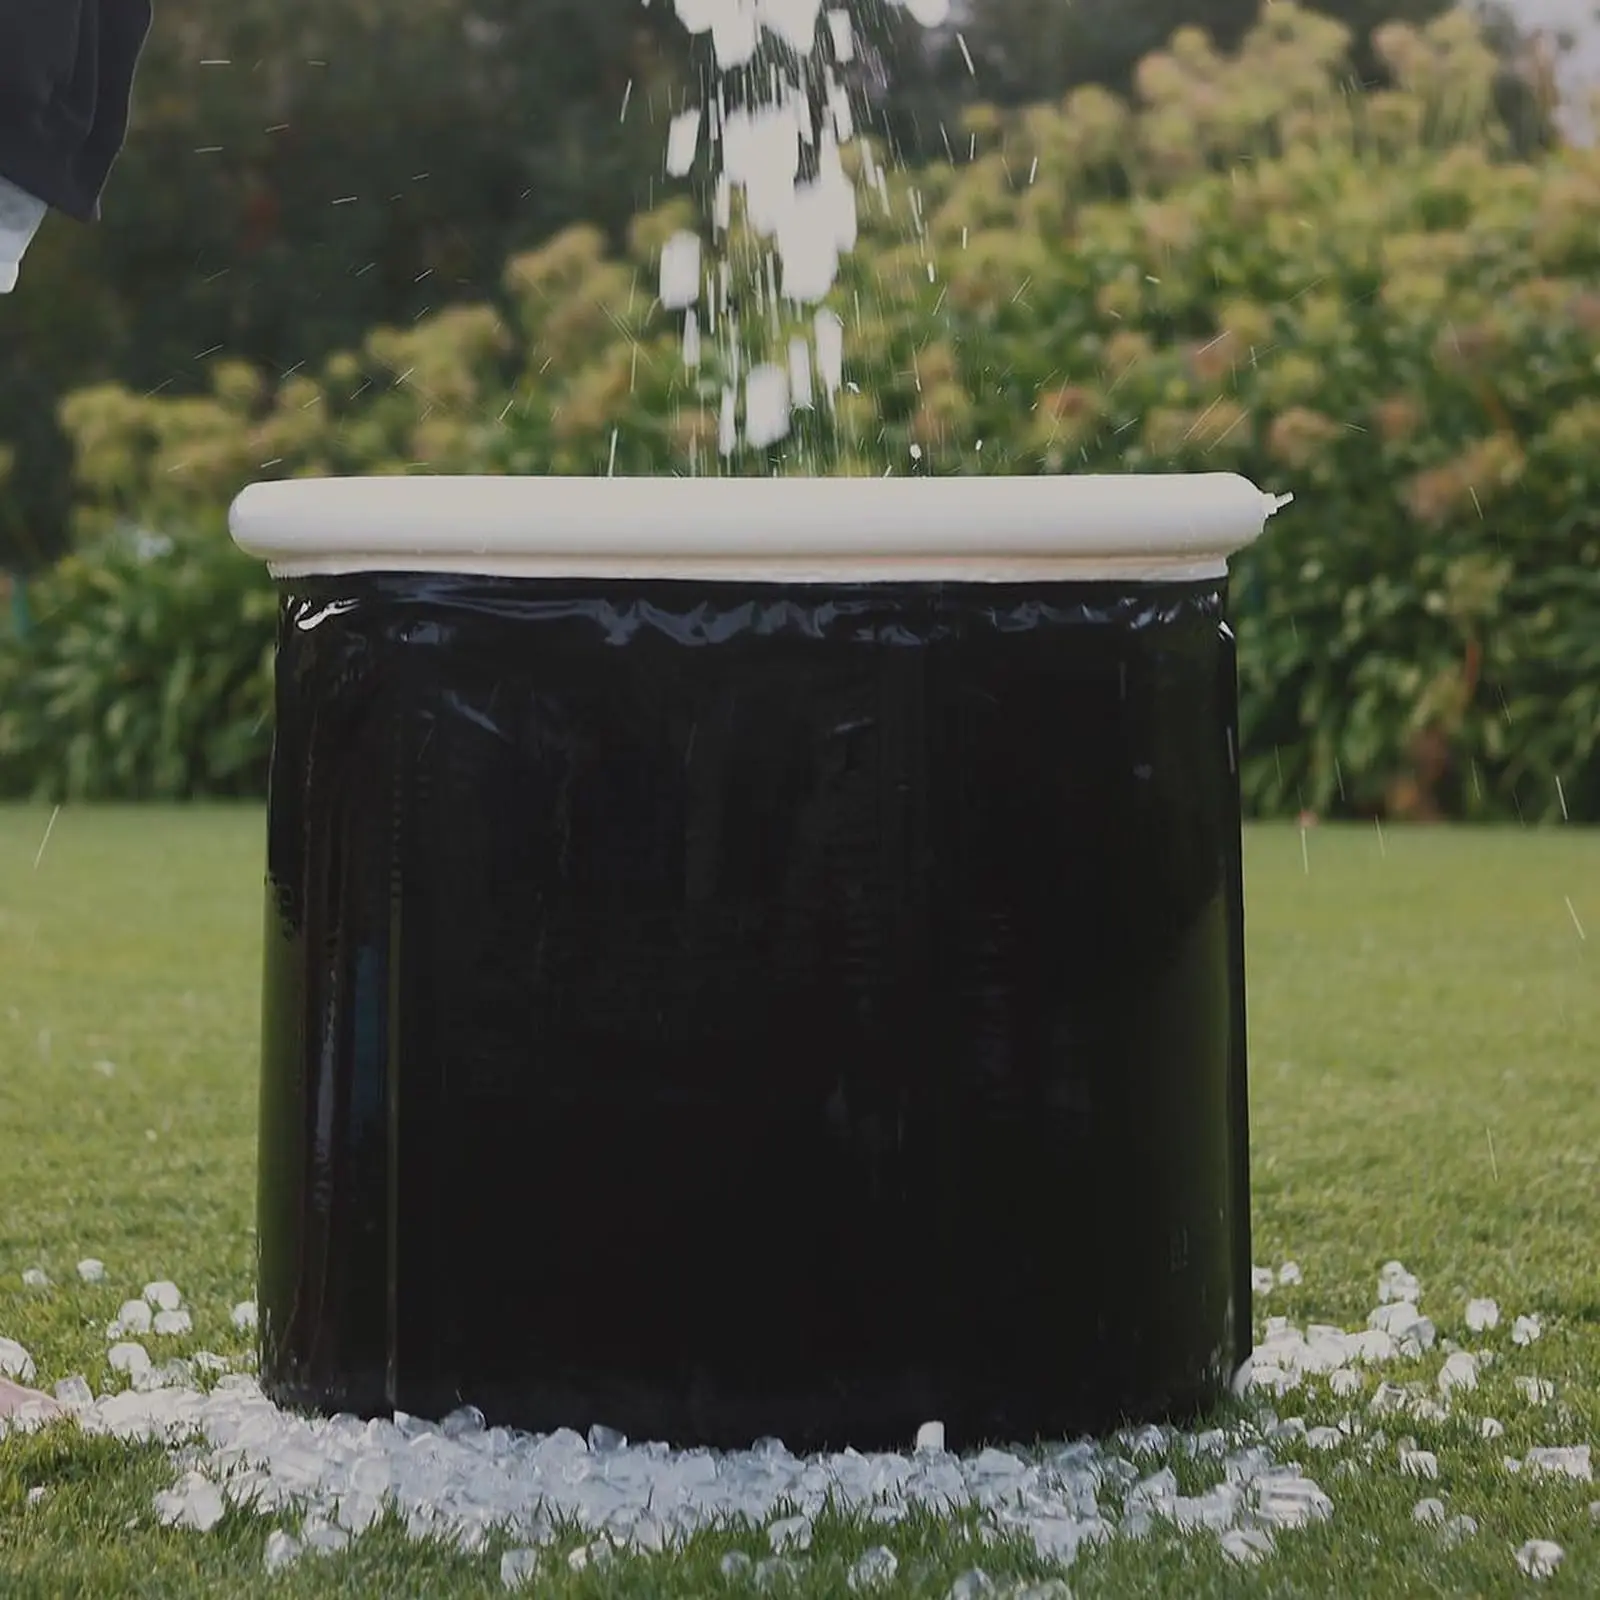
[0,0,153,293]
[0,176,48,294]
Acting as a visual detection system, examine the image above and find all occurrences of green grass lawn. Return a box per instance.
[1,808,1596,1597]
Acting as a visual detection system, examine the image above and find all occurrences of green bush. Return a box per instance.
[0,525,274,800]
[7,3,1598,817]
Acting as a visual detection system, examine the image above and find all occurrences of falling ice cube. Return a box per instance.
[665,108,700,177]
[915,1420,946,1453]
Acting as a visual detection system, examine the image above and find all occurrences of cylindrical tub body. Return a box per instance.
[258,571,1251,1450]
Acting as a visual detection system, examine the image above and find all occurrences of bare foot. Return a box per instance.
[0,1376,64,1420]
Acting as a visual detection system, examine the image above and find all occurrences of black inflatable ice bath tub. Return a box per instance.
[230,472,1288,1451]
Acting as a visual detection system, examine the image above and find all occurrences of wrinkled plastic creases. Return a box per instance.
[260,573,1251,1450]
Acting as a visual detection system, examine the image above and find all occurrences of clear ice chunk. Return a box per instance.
[153,1471,226,1532]
[263,1529,301,1573]
[500,1547,539,1589]
[1516,1539,1563,1579]
[0,1338,37,1382]
[848,1547,898,1589]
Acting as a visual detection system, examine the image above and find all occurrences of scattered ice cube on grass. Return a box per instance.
[1278,1262,1303,1286]
[721,1551,754,1578]
[1253,1472,1333,1529]
[1524,1446,1591,1482]
[1440,1514,1477,1545]
[1515,1376,1555,1404]
[1219,1526,1274,1565]
[303,1517,352,1555]
[768,1514,812,1552]
[1251,1266,1276,1295]
[153,1471,226,1532]
[108,1342,151,1377]
[586,1421,624,1452]
[1438,1351,1479,1395]
[54,1375,94,1409]
[0,1337,36,1382]
[1367,1303,1434,1351]
[27,1486,48,1506]
[153,1310,192,1338]
[500,1548,539,1589]
[1504,1457,1523,1474]
[112,1300,153,1337]
[1480,1417,1505,1439]
[231,1301,258,1332]
[1512,1315,1543,1347]
[440,1405,485,1440]
[1411,1497,1446,1525]
[848,1546,899,1589]
[1011,1583,1071,1600]
[916,1420,946,1452]
[1399,1448,1439,1481]
[22,1268,50,1289]
[263,1528,301,1574]
[77,1259,106,1283]
[144,1282,182,1312]
[1378,1262,1422,1304]
[754,1556,801,1590]
[567,1542,612,1573]
[193,1352,229,1374]
[1465,1298,1499,1332]
[947,1568,994,1600]
[1328,1368,1362,1397]
[1516,1539,1564,1579]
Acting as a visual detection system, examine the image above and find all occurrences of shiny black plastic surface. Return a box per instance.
[259,573,1251,1450]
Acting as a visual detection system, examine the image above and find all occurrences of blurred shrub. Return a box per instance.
[7,3,1599,818]
[0,525,274,800]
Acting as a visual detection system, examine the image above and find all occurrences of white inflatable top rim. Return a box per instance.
[229,473,1289,583]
